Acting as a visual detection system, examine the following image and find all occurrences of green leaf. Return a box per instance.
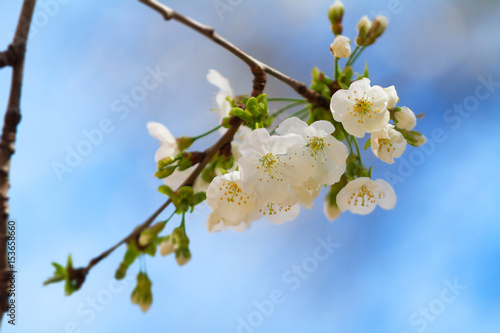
[338,81,349,90]
[158,185,174,197]
[364,138,371,150]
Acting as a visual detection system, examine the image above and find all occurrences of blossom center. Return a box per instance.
[348,185,376,207]
[259,153,280,179]
[348,93,380,124]
[220,181,249,205]
[377,138,396,153]
[306,137,325,156]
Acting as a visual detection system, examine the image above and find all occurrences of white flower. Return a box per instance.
[147,122,178,162]
[250,202,301,225]
[276,117,348,186]
[384,86,399,109]
[207,69,233,118]
[336,177,396,215]
[323,200,341,221]
[206,171,258,227]
[370,124,407,164]
[238,128,308,204]
[395,106,417,130]
[330,35,351,59]
[330,78,390,138]
[207,210,255,233]
[291,178,321,209]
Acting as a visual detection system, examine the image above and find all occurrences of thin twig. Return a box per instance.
[138,0,329,108]
[0,0,37,320]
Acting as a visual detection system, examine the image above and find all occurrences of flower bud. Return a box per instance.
[176,136,195,151]
[328,1,344,35]
[175,248,192,266]
[395,107,417,130]
[413,133,426,146]
[384,86,399,109]
[159,236,175,256]
[369,15,388,39]
[330,35,351,59]
[356,16,371,46]
[323,200,341,221]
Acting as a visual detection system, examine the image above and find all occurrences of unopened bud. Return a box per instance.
[330,35,351,59]
[175,248,192,266]
[395,107,417,130]
[328,1,344,35]
[365,15,388,45]
[356,16,371,46]
[176,136,195,151]
[323,200,341,221]
[159,236,175,256]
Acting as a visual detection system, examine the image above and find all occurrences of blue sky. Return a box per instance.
[1,0,499,332]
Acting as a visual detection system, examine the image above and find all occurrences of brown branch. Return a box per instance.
[0,0,36,320]
[138,0,328,108]
[0,46,18,69]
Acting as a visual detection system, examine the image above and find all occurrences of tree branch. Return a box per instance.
[0,0,37,320]
[138,0,328,108]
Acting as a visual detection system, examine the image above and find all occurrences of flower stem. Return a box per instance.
[352,136,363,165]
[349,46,367,66]
[346,46,360,66]
[270,101,308,117]
[268,98,308,103]
[192,124,223,140]
[334,57,341,80]
[180,212,186,234]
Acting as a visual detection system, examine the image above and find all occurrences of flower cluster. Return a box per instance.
[206,118,348,231]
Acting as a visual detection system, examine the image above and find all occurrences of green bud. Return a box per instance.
[154,165,176,179]
[328,1,344,35]
[245,97,260,118]
[229,107,253,123]
[131,272,153,312]
[175,248,192,266]
[157,157,175,170]
[115,262,128,280]
[139,222,166,246]
[356,16,371,46]
[176,136,195,151]
[370,15,388,39]
[177,155,193,171]
[257,93,269,116]
[158,185,174,197]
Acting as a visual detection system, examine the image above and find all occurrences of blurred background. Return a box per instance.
[1,0,499,332]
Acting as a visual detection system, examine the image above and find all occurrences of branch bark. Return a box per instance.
[138,0,328,108]
[0,0,37,321]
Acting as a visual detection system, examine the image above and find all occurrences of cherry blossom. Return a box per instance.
[336,177,396,215]
[370,124,407,164]
[276,117,348,187]
[330,78,390,138]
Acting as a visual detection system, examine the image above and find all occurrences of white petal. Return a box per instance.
[275,117,309,137]
[374,179,397,210]
[147,122,175,145]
